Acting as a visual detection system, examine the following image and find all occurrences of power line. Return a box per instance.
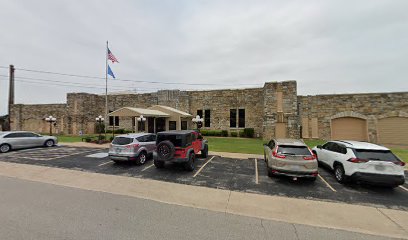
[9,66,258,87]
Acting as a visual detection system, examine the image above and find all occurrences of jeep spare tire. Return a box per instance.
[157,140,175,161]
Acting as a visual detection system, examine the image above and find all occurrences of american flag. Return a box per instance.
[107,48,119,63]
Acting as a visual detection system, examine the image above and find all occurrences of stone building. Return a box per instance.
[8,80,408,145]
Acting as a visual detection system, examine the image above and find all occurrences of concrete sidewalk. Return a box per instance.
[0,161,406,239]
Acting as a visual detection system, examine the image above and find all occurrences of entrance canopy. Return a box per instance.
[108,107,169,117]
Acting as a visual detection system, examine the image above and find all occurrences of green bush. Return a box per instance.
[221,130,228,137]
[243,128,255,138]
[239,130,245,137]
[98,135,106,140]
[109,136,114,142]
[95,124,105,134]
[200,130,224,136]
[84,137,92,142]
[230,132,238,137]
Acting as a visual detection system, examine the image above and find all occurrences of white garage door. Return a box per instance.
[378,117,408,145]
[331,117,368,141]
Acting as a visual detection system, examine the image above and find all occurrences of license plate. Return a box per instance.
[375,165,385,171]
[291,165,301,171]
[115,147,122,153]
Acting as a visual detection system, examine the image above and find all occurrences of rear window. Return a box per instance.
[157,134,184,147]
[112,137,133,145]
[353,149,399,162]
[277,145,312,156]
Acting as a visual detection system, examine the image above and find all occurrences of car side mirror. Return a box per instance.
[317,145,322,149]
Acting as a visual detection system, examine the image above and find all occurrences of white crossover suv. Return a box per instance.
[312,140,405,187]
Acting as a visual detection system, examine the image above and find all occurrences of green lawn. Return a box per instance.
[58,135,408,163]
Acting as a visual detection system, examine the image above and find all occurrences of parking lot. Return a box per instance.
[0,146,407,211]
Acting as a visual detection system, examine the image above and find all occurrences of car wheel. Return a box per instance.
[45,140,54,147]
[136,152,147,165]
[267,166,274,178]
[184,153,195,171]
[154,160,165,168]
[334,164,347,183]
[201,144,208,158]
[0,144,11,153]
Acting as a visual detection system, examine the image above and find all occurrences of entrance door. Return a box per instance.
[147,117,155,133]
[156,118,166,132]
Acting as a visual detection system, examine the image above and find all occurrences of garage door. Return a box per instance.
[378,117,408,145]
[331,117,367,141]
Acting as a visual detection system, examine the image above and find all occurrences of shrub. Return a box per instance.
[243,128,255,138]
[84,137,92,142]
[95,124,105,134]
[115,129,125,134]
[239,130,245,137]
[221,130,228,137]
[200,130,223,136]
[98,135,106,140]
[109,136,114,142]
[230,132,238,137]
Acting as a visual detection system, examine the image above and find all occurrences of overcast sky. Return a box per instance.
[1,0,407,115]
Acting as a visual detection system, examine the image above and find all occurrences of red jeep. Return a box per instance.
[153,130,209,171]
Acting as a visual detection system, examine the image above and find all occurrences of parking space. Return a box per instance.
[0,146,407,211]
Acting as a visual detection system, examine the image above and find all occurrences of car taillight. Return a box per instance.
[347,158,368,163]
[272,147,286,159]
[393,161,406,167]
[303,156,316,160]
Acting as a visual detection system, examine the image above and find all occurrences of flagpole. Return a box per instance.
[105,41,108,137]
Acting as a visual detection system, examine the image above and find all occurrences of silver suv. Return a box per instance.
[109,133,156,165]
[264,138,318,180]
[0,131,57,153]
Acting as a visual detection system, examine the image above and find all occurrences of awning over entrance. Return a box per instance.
[108,107,170,117]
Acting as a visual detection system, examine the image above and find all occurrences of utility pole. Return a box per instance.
[7,65,15,131]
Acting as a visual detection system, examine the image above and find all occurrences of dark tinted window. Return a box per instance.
[268,140,275,149]
[238,109,245,128]
[186,133,192,146]
[136,136,146,142]
[112,137,133,145]
[4,133,24,138]
[204,109,211,127]
[169,121,177,130]
[230,109,237,128]
[157,134,184,147]
[147,135,156,142]
[353,149,399,162]
[181,121,188,130]
[323,142,335,151]
[197,110,203,118]
[109,111,119,126]
[192,133,197,141]
[21,132,39,137]
[277,145,312,156]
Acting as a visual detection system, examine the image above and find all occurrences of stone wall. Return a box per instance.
[10,104,68,134]
[298,92,408,142]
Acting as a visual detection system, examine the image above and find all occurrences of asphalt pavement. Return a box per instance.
[0,176,399,240]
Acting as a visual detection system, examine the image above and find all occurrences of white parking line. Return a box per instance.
[193,156,215,178]
[399,185,408,192]
[318,174,337,192]
[141,163,154,172]
[97,161,112,167]
[255,159,259,184]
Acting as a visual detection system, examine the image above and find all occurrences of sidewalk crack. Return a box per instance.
[292,224,300,240]
[260,219,267,240]
[224,190,232,215]
[377,208,407,233]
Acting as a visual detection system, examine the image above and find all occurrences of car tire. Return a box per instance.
[157,140,175,161]
[334,164,347,183]
[154,159,165,168]
[0,144,11,153]
[136,151,147,165]
[45,139,54,147]
[184,153,195,171]
[267,166,274,178]
[201,144,208,158]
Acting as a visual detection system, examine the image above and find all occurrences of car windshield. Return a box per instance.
[277,145,312,156]
[353,149,400,162]
[157,134,183,147]
[112,137,133,145]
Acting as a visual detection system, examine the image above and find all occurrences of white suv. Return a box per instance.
[312,140,405,187]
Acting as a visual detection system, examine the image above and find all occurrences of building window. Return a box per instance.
[238,109,245,128]
[204,109,210,127]
[169,121,177,130]
[181,121,188,130]
[197,109,203,118]
[109,111,119,126]
[230,109,237,128]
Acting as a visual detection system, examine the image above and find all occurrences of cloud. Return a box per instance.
[1,0,407,115]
